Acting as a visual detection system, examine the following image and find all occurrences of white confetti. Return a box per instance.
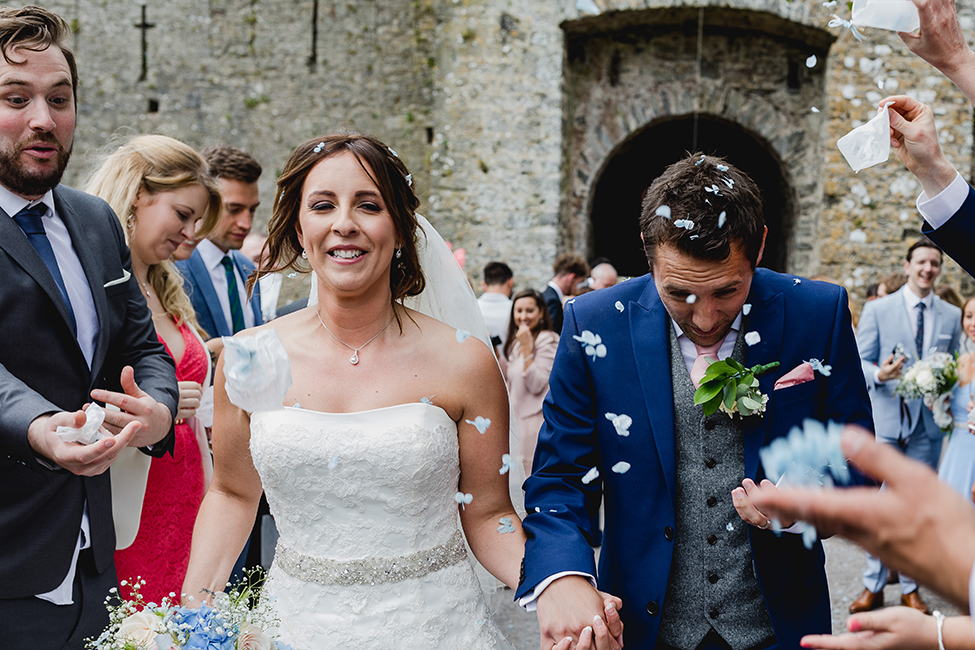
[716,164,729,172]
[287,272,298,278]
[328,455,338,470]
[582,466,600,484]
[690,235,699,240]
[499,454,512,474]
[405,173,413,187]
[605,412,632,436]
[387,146,399,158]
[726,522,735,531]
[742,303,752,316]
[673,219,694,230]
[807,358,833,376]
[456,329,471,343]
[655,205,672,220]
[722,176,734,189]
[454,492,473,509]
[293,402,301,409]
[695,155,706,166]
[745,331,762,346]
[686,294,697,304]
[806,54,817,68]
[497,517,515,533]
[823,0,837,6]
[465,416,491,434]
[611,461,631,474]
[420,395,435,405]
[313,141,326,153]
[811,106,820,113]
[615,301,625,313]
[794,278,802,285]
[704,184,722,196]
[573,330,607,360]
[718,211,727,228]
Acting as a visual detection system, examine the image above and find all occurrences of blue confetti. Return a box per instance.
[497,517,515,533]
[465,416,491,434]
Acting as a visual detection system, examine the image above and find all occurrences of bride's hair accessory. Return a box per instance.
[316,310,394,365]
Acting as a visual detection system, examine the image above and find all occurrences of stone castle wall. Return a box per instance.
[30,0,975,305]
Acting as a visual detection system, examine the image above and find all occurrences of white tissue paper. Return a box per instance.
[852,0,920,33]
[196,385,214,428]
[837,103,894,172]
[56,403,108,445]
[222,329,293,413]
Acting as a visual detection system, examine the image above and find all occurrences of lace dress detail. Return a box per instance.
[250,403,511,649]
[115,322,208,603]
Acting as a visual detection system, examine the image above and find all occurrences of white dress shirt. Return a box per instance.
[477,292,513,347]
[197,238,256,331]
[1,185,101,606]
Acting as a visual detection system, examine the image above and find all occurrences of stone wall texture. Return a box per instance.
[29,0,975,305]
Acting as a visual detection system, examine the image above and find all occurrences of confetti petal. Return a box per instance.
[745,331,762,346]
[615,301,625,313]
[718,211,727,228]
[716,164,729,172]
[806,54,817,68]
[465,416,491,434]
[655,205,672,220]
[726,522,735,531]
[499,454,512,474]
[420,395,436,405]
[811,107,820,113]
[611,461,631,474]
[454,492,473,509]
[742,303,752,316]
[605,412,632,436]
[794,278,802,285]
[456,329,471,343]
[287,272,298,278]
[582,467,600,484]
[497,517,515,533]
[686,294,697,304]
[673,219,695,230]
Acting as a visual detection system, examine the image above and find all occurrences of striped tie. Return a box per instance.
[221,255,246,333]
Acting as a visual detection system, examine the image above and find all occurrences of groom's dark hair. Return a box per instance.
[640,153,765,270]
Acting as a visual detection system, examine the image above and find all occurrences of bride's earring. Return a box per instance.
[395,247,403,259]
[301,250,308,259]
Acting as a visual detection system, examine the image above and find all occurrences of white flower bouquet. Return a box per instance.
[895,352,958,430]
[88,570,290,650]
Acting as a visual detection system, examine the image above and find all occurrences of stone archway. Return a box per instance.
[561,6,836,278]
[589,114,792,277]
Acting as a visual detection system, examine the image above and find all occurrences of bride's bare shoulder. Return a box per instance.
[403,308,498,370]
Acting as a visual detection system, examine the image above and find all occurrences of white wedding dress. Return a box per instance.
[250,402,514,649]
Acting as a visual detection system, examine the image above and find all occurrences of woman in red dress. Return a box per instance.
[86,135,222,603]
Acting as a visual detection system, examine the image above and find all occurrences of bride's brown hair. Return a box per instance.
[258,134,425,317]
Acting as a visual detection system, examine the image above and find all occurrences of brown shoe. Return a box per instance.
[849,588,884,614]
[901,591,930,614]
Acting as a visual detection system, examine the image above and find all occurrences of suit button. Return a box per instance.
[707,534,718,545]
[710,608,719,619]
[708,573,719,584]
[664,526,674,541]
[647,601,660,616]
[704,420,716,430]
[705,458,717,469]
[706,496,717,507]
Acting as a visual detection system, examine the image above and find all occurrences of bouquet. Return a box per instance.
[693,359,779,419]
[895,351,958,430]
[88,570,290,650]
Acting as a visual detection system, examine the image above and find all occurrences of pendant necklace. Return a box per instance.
[316,310,394,365]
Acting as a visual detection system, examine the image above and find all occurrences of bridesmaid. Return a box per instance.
[939,295,975,504]
[86,135,221,602]
[501,289,559,475]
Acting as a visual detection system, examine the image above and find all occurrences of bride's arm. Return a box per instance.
[181,355,264,605]
[455,340,528,590]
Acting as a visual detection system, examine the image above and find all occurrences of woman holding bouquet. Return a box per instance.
[182,134,621,650]
[86,135,221,603]
[938,295,975,503]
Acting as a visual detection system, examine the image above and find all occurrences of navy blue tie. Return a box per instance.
[915,302,925,359]
[13,203,77,335]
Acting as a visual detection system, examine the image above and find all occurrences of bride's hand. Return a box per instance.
[549,593,623,650]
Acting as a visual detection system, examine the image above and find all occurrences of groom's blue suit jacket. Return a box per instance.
[517,269,873,650]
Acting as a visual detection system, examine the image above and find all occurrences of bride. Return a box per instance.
[183,134,593,649]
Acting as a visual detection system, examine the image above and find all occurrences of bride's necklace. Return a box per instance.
[316,310,394,365]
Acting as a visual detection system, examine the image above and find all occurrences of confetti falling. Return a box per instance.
[456,329,471,343]
[726,522,735,531]
[499,454,512,475]
[742,303,752,316]
[806,54,817,68]
[794,278,802,285]
[745,331,762,346]
[582,467,600,484]
[497,517,515,533]
[420,395,435,405]
[673,219,694,230]
[807,358,832,376]
[716,164,729,172]
[718,211,727,228]
[695,155,706,166]
[573,330,607,360]
[655,205,672,220]
[454,492,473,509]
[465,416,491,434]
[615,301,625,313]
[287,272,298,279]
[605,412,632,436]
[611,461,631,474]
[811,107,820,113]
[313,142,326,153]
[686,294,697,304]
[704,184,723,196]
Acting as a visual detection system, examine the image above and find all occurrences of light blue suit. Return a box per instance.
[857,285,961,592]
[175,248,263,339]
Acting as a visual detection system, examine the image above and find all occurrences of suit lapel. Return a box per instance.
[630,279,678,509]
[55,188,110,375]
[232,251,262,326]
[741,271,784,479]
[0,197,87,356]
[189,252,230,337]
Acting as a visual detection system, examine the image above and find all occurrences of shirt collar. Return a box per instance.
[0,184,55,220]
[197,238,230,271]
[901,284,933,310]
[671,312,744,343]
[547,280,564,302]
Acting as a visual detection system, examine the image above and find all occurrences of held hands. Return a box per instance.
[877,353,906,383]
[90,365,172,448]
[26,410,140,476]
[732,478,794,530]
[537,576,624,650]
[177,381,203,421]
[880,96,958,198]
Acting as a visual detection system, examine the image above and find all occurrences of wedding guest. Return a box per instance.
[86,135,221,604]
[520,153,872,650]
[543,252,588,333]
[937,283,964,310]
[0,8,178,647]
[589,262,618,290]
[878,273,908,298]
[938,295,975,503]
[866,283,880,302]
[500,289,559,475]
[477,261,514,349]
[801,607,975,650]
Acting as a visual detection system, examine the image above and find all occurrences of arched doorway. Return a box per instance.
[588,114,794,277]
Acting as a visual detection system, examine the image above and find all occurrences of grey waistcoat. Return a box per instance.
[655,327,775,650]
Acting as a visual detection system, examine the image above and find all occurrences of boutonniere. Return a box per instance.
[694,359,780,418]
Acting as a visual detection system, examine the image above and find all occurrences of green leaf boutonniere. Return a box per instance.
[693,359,780,418]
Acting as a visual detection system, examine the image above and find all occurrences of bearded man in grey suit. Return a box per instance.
[0,7,178,649]
[850,238,961,616]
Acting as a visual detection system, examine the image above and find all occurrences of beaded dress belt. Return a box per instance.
[275,530,467,586]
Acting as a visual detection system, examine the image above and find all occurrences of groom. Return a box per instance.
[517,154,873,650]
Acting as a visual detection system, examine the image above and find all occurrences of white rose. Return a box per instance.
[237,623,272,650]
[915,368,936,392]
[119,611,162,648]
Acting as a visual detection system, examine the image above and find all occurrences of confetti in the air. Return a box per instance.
[611,461,631,474]
[455,492,473,509]
[456,329,471,343]
[497,517,515,533]
[673,219,695,230]
[615,301,625,313]
[806,54,817,68]
[605,412,632,436]
[466,416,491,434]
[745,331,762,346]
[686,294,697,304]
[582,467,600,484]
[655,205,672,220]
[742,303,752,316]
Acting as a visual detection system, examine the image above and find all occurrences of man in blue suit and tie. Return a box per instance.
[175,145,263,349]
[518,154,873,650]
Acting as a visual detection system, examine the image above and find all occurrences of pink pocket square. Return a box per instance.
[774,362,815,390]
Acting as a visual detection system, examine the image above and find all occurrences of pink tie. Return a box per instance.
[690,342,722,389]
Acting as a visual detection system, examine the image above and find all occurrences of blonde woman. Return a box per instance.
[86,135,221,603]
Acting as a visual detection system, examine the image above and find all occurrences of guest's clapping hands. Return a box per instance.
[881,95,958,198]
[177,380,203,421]
[26,410,139,476]
[732,478,794,529]
[750,427,975,609]
[538,576,624,650]
[91,365,173,448]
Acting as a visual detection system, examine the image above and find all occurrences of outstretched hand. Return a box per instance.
[750,426,975,609]
[91,365,172,448]
[899,0,975,105]
[800,607,935,650]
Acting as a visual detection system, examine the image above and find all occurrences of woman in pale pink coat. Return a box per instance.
[501,289,559,475]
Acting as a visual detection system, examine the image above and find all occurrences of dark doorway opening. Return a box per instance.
[588,114,793,277]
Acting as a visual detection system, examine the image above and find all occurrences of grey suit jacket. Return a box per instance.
[0,184,178,597]
[857,287,961,443]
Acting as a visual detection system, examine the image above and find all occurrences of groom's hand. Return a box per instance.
[92,366,172,448]
[538,576,623,650]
